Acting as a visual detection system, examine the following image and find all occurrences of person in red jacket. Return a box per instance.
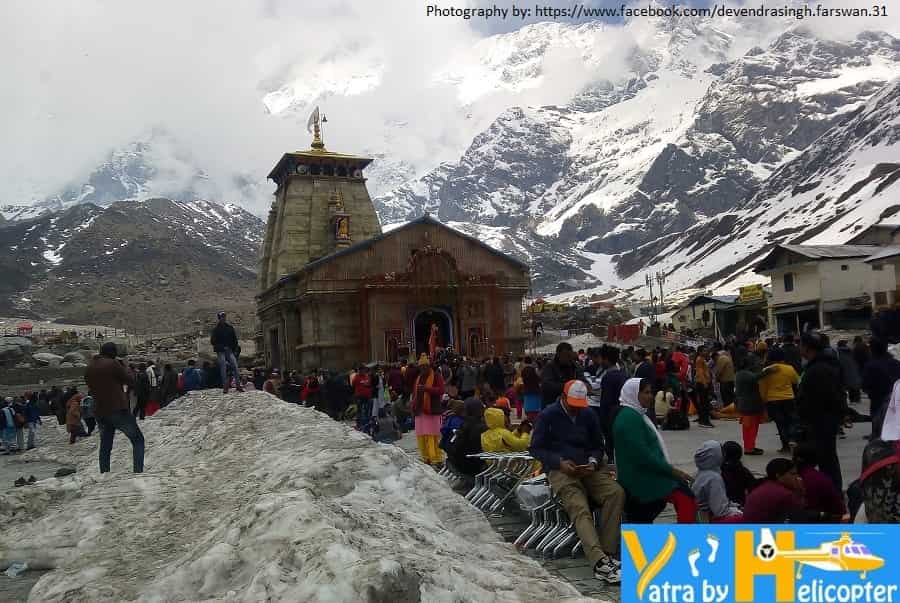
[352,365,374,432]
[411,354,445,466]
[671,346,690,383]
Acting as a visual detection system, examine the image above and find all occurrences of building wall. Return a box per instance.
[768,264,821,305]
[869,259,900,309]
[818,259,879,302]
[259,220,529,372]
[673,302,721,330]
[847,226,900,246]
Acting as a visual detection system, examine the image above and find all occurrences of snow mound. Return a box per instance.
[0,391,594,602]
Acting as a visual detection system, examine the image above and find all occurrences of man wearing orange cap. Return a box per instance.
[530,379,625,584]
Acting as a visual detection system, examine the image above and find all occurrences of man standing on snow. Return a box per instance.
[85,343,144,473]
[211,311,244,394]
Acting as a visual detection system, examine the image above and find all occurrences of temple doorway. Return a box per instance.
[414,307,452,358]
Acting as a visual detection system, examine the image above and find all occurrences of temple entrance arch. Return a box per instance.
[413,307,453,358]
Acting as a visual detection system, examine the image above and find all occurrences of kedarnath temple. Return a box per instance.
[256,113,529,372]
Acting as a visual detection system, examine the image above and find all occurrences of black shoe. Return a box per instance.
[54,467,76,478]
[699,422,714,428]
[14,477,27,487]
[745,448,764,456]
[27,475,36,484]
[594,558,621,584]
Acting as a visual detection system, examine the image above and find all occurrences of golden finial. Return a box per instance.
[307,106,327,151]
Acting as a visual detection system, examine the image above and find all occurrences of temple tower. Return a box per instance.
[257,111,382,291]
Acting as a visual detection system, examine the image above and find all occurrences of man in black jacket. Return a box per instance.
[211,311,244,394]
[797,332,844,490]
[862,338,900,438]
[541,342,579,409]
[781,333,803,374]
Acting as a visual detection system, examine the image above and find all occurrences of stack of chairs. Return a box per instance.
[513,484,603,559]
[437,452,608,560]
[462,453,537,514]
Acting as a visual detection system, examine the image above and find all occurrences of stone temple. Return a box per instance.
[256,117,529,372]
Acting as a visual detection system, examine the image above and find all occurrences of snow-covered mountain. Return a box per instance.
[5,13,900,301]
[615,75,900,295]
[0,198,264,331]
[377,24,900,295]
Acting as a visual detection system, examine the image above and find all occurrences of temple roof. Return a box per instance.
[268,214,529,290]
[267,149,374,181]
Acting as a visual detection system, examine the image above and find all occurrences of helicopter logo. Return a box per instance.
[756,528,885,580]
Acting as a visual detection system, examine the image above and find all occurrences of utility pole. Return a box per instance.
[656,271,667,318]
[645,273,655,323]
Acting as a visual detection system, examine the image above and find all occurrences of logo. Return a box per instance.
[621,526,898,603]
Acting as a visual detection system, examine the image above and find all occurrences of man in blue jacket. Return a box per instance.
[530,380,625,584]
[181,359,205,393]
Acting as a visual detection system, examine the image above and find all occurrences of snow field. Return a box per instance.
[0,391,597,602]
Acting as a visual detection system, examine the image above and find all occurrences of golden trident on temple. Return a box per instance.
[306,105,327,150]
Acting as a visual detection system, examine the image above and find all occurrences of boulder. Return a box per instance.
[59,362,74,368]
[157,337,178,349]
[14,363,33,369]
[0,336,33,361]
[32,352,64,367]
[63,350,90,364]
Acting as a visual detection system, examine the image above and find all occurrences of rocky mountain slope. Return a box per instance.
[614,75,900,295]
[0,198,264,332]
[377,25,900,295]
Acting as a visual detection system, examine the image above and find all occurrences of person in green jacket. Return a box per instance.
[613,378,697,523]
[734,354,774,456]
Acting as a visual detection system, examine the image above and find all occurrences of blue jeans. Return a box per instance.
[97,410,145,473]
[356,397,372,431]
[218,348,239,388]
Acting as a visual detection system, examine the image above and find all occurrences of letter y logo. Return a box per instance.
[623,530,677,600]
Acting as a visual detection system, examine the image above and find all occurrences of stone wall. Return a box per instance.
[262,175,382,290]
[0,367,86,387]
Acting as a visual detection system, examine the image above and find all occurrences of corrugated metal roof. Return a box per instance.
[864,246,900,263]
[779,244,880,259]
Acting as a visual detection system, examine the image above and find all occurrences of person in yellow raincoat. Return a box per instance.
[481,407,531,453]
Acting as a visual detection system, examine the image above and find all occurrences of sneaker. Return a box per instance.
[14,477,27,487]
[699,422,714,429]
[27,475,36,484]
[223,387,230,394]
[594,559,621,584]
[745,448,764,456]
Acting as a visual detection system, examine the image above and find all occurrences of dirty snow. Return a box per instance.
[0,391,595,603]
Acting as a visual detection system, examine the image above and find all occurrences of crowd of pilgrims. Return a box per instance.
[3,331,899,580]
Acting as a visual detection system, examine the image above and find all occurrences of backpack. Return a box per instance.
[662,407,689,431]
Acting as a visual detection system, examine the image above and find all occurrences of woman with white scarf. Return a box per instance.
[613,378,697,523]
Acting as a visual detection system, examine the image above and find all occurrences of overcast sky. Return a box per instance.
[1,0,898,213]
